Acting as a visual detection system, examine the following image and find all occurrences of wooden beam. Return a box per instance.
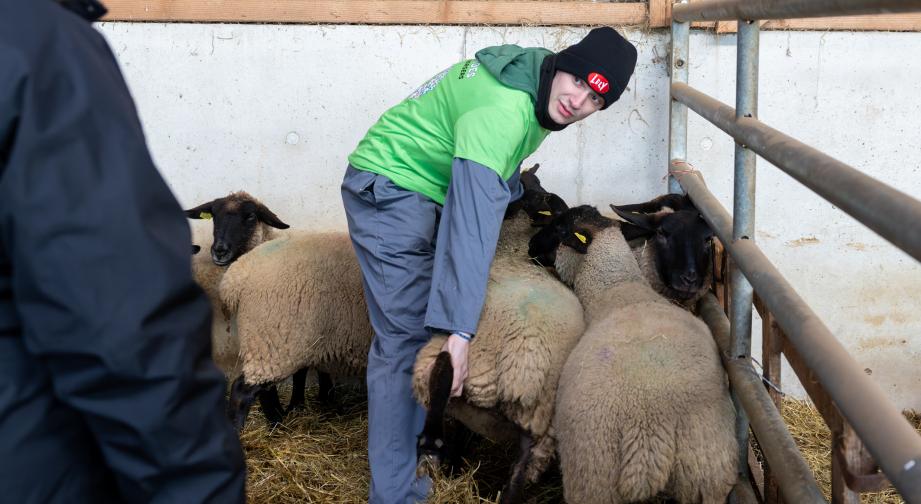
[765,13,921,31]
[759,300,785,504]
[782,337,843,434]
[714,14,921,33]
[101,0,648,26]
[648,0,671,28]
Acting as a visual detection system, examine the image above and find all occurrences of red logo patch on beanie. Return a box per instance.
[588,72,609,94]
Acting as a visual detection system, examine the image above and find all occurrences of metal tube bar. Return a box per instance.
[673,0,921,23]
[698,293,827,504]
[674,169,921,501]
[668,1,690,195]
[671,82,921,264]
[728,19,760,500]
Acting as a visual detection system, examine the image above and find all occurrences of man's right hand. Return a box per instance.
[441,333,470,397]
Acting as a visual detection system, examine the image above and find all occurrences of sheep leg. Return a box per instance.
[416,352,454,476]
[285,367,308,413]
[227,375,258,431]
[317,371,335,405]
[447,420,476,472]
[257,385,285,427]
[227,375,285,430]
[499,430,533,504]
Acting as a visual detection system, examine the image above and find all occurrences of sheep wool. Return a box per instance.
[219,232,372,386]
[412,212,585,481]
[190,216,285,379]
[554,227,736,504]
[190,224,240,377]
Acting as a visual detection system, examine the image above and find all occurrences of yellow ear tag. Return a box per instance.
[199,211,212,220]
[538,210,552,216]
[574,232,587,244]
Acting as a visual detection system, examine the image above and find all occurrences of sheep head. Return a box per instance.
[610,194,714,301]
[185,191,290,266]
[528,205,614,272]
[506,164,570,226]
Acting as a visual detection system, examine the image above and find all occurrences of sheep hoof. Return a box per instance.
[416,434,446,473]
[415,450,443,479]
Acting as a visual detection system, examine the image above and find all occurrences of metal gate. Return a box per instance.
[665,1,921,502]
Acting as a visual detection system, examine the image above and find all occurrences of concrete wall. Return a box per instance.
[96,23,921,411]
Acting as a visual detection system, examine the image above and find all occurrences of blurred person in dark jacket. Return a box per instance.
[0,1,246,502]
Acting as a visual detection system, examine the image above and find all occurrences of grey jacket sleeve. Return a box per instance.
[424,158,512,335]
[507,165,524,203]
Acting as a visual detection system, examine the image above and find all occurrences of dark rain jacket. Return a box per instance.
[0,1,246,502]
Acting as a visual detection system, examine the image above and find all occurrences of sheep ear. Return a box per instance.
[561,228,592,254]
[609,204,658,231]
[185,200,217,220]
[527,223,564,265]
[520,164,545,193]
[620,222,652,241]
[256,204,290,229]
[614,194,690,214]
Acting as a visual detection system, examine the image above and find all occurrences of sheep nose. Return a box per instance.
[212,242,229,256]
[680,271,698,285]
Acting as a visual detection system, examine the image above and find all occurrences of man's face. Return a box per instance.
[547,70,605,125]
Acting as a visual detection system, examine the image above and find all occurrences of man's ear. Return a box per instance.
[561,227,592,254]
[185,200,217,220]
[609,204,660,231]
[256,204,290,229]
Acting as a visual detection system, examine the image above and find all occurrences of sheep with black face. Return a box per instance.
[186,192,291,382]
[528,205,736,504]
[530,193,714,308]
[614,193,715,307]
[186,192,367,429]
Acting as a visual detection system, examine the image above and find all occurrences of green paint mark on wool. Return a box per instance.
[255,237,288,256]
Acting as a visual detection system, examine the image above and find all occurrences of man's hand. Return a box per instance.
[441,333,470,397]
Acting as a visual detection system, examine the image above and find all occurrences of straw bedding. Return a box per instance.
[240,380,920,503]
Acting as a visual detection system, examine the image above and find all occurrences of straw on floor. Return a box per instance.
[241,381,920,503]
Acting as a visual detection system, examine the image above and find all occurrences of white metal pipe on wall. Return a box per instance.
[96,23,921,411]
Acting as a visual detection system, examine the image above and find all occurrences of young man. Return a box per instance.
[341,27,638,503]
[0,1,245,502]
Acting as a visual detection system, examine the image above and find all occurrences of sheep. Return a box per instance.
[186,193,290,379]
[412,166,585,504]
[219,229,372,429]
[527,192,714,310]
[527,205,736,504]
[614,193,715,309]
[189,226,241,378]
[185,192,318,424]
[209,168,569,432]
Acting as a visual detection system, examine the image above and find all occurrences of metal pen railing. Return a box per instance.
[666,0,921,502]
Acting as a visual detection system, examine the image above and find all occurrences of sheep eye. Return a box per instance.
[246,213,257,222]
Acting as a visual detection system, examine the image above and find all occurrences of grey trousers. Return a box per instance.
[341,165,437,504]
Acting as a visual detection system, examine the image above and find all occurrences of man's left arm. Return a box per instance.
[424,158,512,395]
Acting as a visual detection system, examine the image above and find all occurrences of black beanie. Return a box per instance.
[555,27,638,109]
